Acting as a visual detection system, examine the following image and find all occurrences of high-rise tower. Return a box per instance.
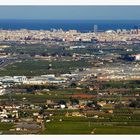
[94,25,98,33]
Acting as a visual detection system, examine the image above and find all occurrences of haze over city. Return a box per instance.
[0,6,140,20]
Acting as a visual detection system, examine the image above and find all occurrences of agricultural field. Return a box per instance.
[0,123,14,132]
[42,108,140,134]
[43,117,140,134]
[0,59,92,76]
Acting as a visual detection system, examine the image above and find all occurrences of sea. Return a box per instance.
[0,19,140,32]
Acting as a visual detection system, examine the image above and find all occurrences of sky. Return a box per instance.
[0,6,139,20]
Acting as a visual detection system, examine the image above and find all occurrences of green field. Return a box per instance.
[42,113,140,134]
[0,59,92,76]
[0,123,14,132]
[0,88,82,101]
[43,121,140,134]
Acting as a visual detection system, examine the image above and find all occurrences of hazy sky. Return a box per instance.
[0,6,139,20]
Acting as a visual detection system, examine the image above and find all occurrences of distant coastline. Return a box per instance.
[0,19,140,32]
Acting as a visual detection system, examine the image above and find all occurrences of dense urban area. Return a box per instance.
[0,26,140,134]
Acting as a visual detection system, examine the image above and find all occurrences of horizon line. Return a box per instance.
[0,19,140,21]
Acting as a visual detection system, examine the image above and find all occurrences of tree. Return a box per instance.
[86,102,93,108]
[0,107,2,112]
[58,100,66,105]
[129,100,140,108]
[7,114,12,119]
[39,109,45,115]
[70,98,79,105]
[70,82,77,88]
